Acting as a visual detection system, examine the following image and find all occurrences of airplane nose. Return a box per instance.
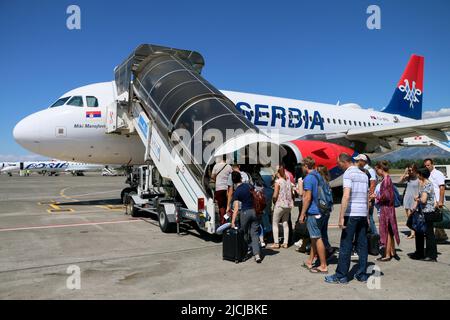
[13,115,40,152]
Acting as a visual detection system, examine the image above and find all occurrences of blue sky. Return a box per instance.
[1,0,450,160]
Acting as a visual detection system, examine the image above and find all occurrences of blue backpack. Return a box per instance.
[311,172,333,214]
[393,185,402,208]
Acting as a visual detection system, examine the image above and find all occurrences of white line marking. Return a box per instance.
[0,219,144,232]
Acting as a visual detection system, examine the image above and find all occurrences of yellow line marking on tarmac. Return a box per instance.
[95,205,125,212]
[106,204,125,209]
[47,203,74,214]
[95,205,110,210]
[47,208,75,213]
[60,187,79,202]
[38,200,56,205]
[37,187,124,214]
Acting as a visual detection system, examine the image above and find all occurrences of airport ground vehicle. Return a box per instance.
[109,44,278,234]
[434,165,450,189]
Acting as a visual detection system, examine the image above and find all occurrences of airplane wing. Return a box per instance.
[400,134,450,152]
[325,116,450,142]
[430,139,450,153]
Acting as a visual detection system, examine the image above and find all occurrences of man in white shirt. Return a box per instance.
[211,157,233,224]
[424,158,448,242]
[325,153,369,284]
[354,154,378,235]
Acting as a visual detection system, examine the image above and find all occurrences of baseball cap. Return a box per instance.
[353,154,368,162]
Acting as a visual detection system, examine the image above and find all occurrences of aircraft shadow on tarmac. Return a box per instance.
[57,198,123,206]
[132,210,224,243]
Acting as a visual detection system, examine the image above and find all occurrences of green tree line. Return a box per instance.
[388,158,450,169]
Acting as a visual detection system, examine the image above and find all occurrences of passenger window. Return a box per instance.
[327,118,330,123]
[343,120,347,125]
[67,96,84,107]
[86,96,99,107]
[333,119,336,124]
[338,119,341,125]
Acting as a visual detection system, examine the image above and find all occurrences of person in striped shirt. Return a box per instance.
[325,153,369,284]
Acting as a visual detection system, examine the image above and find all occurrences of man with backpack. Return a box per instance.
[230,171,263,263]
[316,165,335,257]
[299,157,328,274]
[226,164,251,214]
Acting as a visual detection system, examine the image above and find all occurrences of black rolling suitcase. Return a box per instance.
[367,231,380,256]
[223,228,248,263]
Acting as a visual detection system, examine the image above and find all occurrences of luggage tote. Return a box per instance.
[223,228,248,263]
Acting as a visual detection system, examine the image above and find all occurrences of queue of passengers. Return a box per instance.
[210,154,448,282]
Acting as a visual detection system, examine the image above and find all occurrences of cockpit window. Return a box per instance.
[67,96,84,107]
[86,96,99,107]
[50,97,71,108]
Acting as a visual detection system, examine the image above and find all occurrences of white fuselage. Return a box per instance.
[13,81,411,165]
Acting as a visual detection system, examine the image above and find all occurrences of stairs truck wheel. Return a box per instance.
[125,196,139,217]
[158,206,175,233]
[121,187,136,205]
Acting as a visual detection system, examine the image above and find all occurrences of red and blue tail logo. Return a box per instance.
[382,54,424,120]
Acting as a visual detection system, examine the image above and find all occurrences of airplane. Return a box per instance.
[0,159,105,176]
[12,51,450,187]
[400,134,450,153]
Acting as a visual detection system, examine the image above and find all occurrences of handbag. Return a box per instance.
[294,220,309,239]
[434,206,450,229]
[425,207,443,223]
[393,185,402,208]
[411,207,427,234]
[406,213,414,230]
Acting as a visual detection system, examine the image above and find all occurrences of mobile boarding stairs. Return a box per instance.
[104,44,281,235]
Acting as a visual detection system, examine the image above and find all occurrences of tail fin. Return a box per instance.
[382,54,424,120]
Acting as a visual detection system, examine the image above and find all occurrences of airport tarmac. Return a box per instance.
[0,173,449,300]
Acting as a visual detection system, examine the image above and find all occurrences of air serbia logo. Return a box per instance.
[235,102,324,131]
[398,79,422,109]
